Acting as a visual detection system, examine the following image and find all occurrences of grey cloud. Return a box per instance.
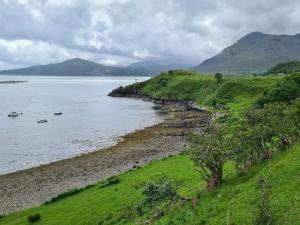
[0,0,300,69]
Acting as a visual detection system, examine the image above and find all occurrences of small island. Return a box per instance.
[0,80,28,84]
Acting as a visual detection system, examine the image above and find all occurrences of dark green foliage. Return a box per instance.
[46,189,84,204]
[256,73,300,106]
[139,175,178,205]
[255,177,272,225]
[45,184,95,204]
[265,61,300,75]
[28,214,41,223]
[110,81,147,96]
[99,177,120,189]
[233,100,300,169]
[214,73,223,82]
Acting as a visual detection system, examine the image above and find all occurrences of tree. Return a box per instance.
[233,101,299,170]
[189,124,232,190]
[214,72,223,82]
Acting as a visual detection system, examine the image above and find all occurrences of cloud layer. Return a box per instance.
[1,0,300,69]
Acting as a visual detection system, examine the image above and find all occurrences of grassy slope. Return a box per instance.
[125,70,278,123]
[155,145,300,225]
[1,146,300,225]
[2,71,297,225]
[0,155,202,225]
[265,61,300,75]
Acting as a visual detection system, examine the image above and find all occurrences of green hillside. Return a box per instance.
[1,146,299,225]
[265,61,300,75]
[111,70,278,122]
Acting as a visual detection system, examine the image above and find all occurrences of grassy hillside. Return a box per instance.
[265,61,300,75]
[1,145,299,225]
[0,154,202,225]
[114,70,278,121]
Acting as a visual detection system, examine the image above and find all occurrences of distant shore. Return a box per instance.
[0,103,211,215]
[0,80,28,84]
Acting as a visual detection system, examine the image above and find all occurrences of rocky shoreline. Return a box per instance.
[0,101,212,215]
[108,87,208,112]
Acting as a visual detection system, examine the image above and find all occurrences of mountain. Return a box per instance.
[127,60,192,76]
[0,58,186,77]
[194,32,300,75]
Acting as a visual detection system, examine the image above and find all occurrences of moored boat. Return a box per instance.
[54,112,63,116]
[37,119,47,123]
[8,112,19,117]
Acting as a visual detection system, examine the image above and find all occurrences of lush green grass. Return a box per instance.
[153,144,300,225]
[2,145,300,225]
[120,70,279,122]
[0,155,204,225]
[143,71,277,108]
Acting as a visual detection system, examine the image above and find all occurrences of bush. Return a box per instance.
[45,184,95,204]
[256,74,300,106]
[99,177,120,189]
[28,214,41,223]
[141,175,178,204]
[233,100,300,170]
[214,73,223,82]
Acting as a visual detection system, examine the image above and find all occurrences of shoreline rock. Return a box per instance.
[108,87,207,112]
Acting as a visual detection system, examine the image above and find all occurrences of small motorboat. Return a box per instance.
[8,112,19,117]
[54,112,63,116]
[37,119,47,123]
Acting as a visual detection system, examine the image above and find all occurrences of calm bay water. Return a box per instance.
[0,75,164,175]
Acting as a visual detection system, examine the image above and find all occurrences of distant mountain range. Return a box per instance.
[194,32,300,75]
[2,32,300,76]
[0,58,190,77]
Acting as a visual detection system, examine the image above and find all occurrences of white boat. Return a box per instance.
[37,119,47,123]
[8,112,19,117]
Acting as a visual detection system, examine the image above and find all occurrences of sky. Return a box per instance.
[0,0,300,69]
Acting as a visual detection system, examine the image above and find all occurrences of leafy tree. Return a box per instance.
[214,72,223,82]
[189,124,232,190]
[233,101,299,169]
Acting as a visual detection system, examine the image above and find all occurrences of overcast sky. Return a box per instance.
[0,0,300,69]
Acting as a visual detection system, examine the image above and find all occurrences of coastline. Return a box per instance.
[0,103,212,215]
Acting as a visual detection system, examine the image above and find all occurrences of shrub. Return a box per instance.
[45,184,95,204]
[28,214,41,223]
[233,101,300,169]
[141,175,178,204]
[256,73,300,106]
[99,177,120,189]
[214,73,223,82]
